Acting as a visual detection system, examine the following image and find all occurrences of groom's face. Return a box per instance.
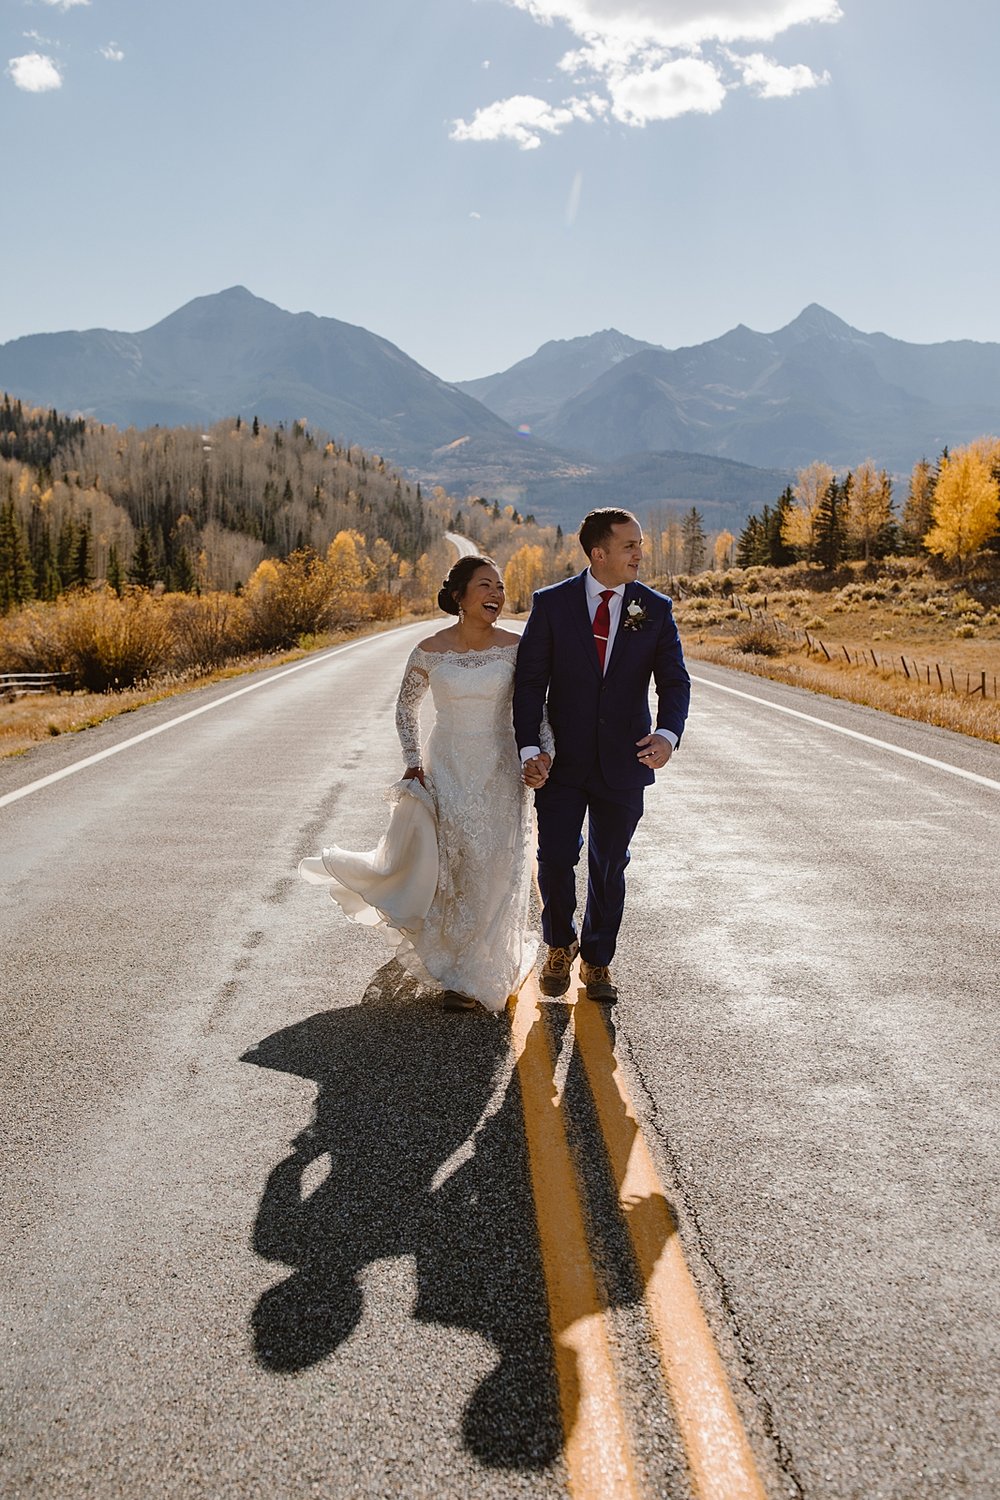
[590,520,643,588]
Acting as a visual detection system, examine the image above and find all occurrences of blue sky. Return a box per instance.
[3,0,998,380]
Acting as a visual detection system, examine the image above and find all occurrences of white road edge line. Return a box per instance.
[0,631,414,812]
[690,673,1000,793]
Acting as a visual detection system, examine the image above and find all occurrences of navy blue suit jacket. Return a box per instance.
[513,571,691,791]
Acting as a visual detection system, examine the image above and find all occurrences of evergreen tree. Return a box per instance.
[735,513,764,567]
[106,542,124,596]
[56,512,77,587]
[0,500,35,613]
[169,545,196,593]
[768,488,797,566]
[681,506,706,573]
[70,513,94,588]
[129,526,158,588]
[813,478,845,569]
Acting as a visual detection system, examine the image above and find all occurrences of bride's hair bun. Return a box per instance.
[437,583,460,615]
[437,554,499,615]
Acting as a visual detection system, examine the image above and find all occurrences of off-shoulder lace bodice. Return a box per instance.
[394,643,520,768]
[395,642,551,765]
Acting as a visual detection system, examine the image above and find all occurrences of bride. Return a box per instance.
[299,556,548,1013]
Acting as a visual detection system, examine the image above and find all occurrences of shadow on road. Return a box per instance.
[241,960,563,1471]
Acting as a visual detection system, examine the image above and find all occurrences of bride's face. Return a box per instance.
[461,565,505,623]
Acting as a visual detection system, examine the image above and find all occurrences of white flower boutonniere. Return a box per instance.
[622,599,648,632]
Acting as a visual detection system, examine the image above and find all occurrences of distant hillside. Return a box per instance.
[529,306,1000,471]
[456,329,661,426]
[0,286,522,471]
[496,449,791,532]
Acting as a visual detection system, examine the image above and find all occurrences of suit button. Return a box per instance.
[599,717,606,724]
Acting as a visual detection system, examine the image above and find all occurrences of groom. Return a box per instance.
[513,508,690,1003]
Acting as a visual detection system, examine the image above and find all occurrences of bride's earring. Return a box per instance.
[458,605,465,623]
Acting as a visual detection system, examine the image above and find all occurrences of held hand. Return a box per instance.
[403,765,427,787]
[635,734,672,772]
[522,752,551,789]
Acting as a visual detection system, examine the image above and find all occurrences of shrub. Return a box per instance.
[165,592,250,672]
[804,615,827,630]
[0,588,172,691]
[955,623,977,638]
[734,623,780,656]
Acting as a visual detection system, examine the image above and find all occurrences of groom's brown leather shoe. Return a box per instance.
[580,961,618,1003]
[539,942,579,997]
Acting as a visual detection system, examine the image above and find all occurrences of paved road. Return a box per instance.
[1,629,997,1498]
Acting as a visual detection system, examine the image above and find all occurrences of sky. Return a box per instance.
[2,0,999,381]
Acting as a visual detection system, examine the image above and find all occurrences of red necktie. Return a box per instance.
[593,589,614,670]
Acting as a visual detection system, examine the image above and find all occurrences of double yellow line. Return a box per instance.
[509,970,767,1500]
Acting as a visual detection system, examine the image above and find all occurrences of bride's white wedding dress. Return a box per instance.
[299,642,540,1013]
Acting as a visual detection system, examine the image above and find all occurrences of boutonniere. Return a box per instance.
[622,599,648,631]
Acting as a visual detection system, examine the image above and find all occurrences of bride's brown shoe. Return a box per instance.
[580,961,618,1003]
[539,942,579,997]
[442,990,477,1012]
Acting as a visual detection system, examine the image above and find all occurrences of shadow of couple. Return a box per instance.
[241,960,562,1470]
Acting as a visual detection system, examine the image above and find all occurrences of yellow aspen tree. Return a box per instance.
[783,461,834,556]
[713,530,734,569]
[326,529,365,594]
[368,536,398,590]
[845,459,892,562]
[504,543,545,611]
[924,444,1000,572]
[901,458,935,548]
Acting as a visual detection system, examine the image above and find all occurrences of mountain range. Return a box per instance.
[2,288,998,529]
[459,303,1000,471]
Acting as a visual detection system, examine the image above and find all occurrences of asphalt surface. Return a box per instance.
[1,627,997,1498]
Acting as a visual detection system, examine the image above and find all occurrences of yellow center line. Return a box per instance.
[509,978,641,1500]
[573,992,768,1500]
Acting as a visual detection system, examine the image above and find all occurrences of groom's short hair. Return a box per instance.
[579,508,640,557]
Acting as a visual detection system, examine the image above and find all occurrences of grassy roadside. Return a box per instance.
[0,613,432,760]
[7,568,1000,760]
[674,565,1000,745]
[683,638,1000,743]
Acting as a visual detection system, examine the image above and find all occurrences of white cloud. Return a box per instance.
[451,92,605,150]
[509,1,841,51]
[470,210,482,218]
[453,0,841,148]
[39,0,90,10]
[609,56,726,123]
[7,52,63,91]
[100,42,125,62]
[734,50,828,97]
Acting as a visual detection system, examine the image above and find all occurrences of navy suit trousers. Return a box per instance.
[534,769,644,966]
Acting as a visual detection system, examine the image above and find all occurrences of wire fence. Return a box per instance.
[728,594,998,700]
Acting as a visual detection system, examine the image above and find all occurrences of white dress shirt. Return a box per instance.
[520,570,678,762]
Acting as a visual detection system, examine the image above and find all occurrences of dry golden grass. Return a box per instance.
[685,640,1000,743]
[0,613,430,759]
[675,562,1000,744]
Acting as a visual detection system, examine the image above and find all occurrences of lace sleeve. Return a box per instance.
[539,703,555,760]
[395,649,430,768]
